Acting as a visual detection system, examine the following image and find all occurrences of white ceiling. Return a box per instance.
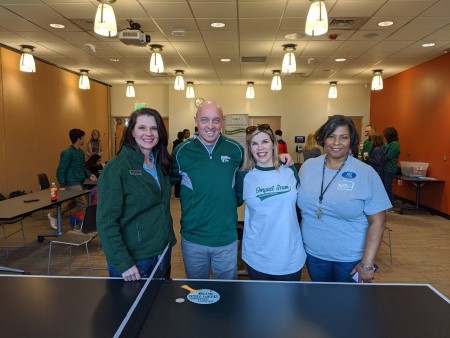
[0,0,449,87]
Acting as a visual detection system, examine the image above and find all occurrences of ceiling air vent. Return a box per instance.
[241,57,267,63]
[285,72,308,77]
[150,72,172,78]
[329,17,369,30]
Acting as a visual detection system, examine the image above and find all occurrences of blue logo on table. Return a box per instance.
[342,171,356,179]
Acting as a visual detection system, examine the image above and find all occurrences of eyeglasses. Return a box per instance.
[246,124,271,135]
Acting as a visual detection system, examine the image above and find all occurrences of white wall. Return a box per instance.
[110,83,371,158]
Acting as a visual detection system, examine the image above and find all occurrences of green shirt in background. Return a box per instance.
[384,141,400,173]
[360,138,373,162]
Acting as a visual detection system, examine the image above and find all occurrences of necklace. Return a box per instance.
[317,156,347,219]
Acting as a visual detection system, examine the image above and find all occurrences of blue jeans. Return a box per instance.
[108,247,172,279]
[181,237,238,280]
[383,171,396,204]
[245,263,302,281]
[306,254,359,283]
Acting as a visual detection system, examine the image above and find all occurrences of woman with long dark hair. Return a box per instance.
[97,108,176,281]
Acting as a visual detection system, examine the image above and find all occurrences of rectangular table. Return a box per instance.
[0,275,448,338]
[0,189,90,240]
[394,175,445,213]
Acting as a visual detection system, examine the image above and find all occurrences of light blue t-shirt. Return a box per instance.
[237,165,306,275]
[297,155,392,262]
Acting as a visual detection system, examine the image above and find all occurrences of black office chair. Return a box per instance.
[37,173,56,216]
[37,173,50,190]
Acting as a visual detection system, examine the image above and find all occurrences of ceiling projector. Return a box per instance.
[119,20,151,46]
[119,29,150,46]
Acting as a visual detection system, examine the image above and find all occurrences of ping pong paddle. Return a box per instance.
[181,285,220,304]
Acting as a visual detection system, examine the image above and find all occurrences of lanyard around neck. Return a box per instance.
[319,156,347,204]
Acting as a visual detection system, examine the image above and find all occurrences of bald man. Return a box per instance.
[171,101,243,280]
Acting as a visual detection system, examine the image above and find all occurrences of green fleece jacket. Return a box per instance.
[97,146,176,274]
[384,140,400,173]
[171,135,243,247]
[56,145,90,186]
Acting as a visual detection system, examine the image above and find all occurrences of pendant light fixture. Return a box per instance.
[282,44,297,74]
[186,81,195,98]
[149,44,164,73]
[79,69,90,90]
[174,70,185,90]
[94,0,117,37]
[19,45,36,73]
[271,70,282,91]
[371,69,383,91]
[246,82,255,99]
[126,81,135,98]
[328,81,338,99]
[305,0,329,37]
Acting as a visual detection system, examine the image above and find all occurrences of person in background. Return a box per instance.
[302,132,322,162]
[97,108,176,282]
[383,127,400,204]
[236,124,306,281]
[275,129,288,154]
[85,154,103,178]
[86,129,103,159]
[172,131,185,199]
[366,134,386,180]
[183,129,191,140]
[360,124,376,162]
[297,115,391,283]
[171,100,294,280]
[48,129,97,229]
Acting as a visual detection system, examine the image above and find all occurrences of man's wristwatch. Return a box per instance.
[360,262,374,271]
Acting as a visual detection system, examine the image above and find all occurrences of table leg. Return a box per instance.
[412,182,425,209]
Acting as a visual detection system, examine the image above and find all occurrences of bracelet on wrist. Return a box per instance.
[360,262,374,271]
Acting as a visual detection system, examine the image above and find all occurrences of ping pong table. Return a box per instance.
[0,252,448,338]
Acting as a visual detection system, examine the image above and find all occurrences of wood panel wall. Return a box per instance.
[0,47,110,196]
[370,53,450,215]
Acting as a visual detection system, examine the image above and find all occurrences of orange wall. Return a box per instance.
[0,47,110,196]
[370,53,450,215]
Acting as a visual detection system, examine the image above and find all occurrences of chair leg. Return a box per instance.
[48,242,53,274]
[383,227,393,266]
[1,224,9,259]
[84,242,92,272]
[1,220,25,260]
[68,246,73,271]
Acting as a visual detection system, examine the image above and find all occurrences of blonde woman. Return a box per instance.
[303,132,321,162]
[236,124,306,281]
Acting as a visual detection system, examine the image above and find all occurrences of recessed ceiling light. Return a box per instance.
[211,22,225,28]
[378,21,394,27]
[109,58,120,62]
[220,58,231,62]
[422,42,435,48]
[335,58,346,62]
[284,33,305,40]
[50,23,65,29]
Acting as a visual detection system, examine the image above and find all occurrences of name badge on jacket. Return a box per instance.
[129,170,142,176]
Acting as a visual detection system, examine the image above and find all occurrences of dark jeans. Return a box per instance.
[108,247,172,279]
[306,253,359,283]
[245,263,302,281]
[383,171,396,204]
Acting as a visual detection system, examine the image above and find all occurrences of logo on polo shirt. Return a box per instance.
[221,156,231,163]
